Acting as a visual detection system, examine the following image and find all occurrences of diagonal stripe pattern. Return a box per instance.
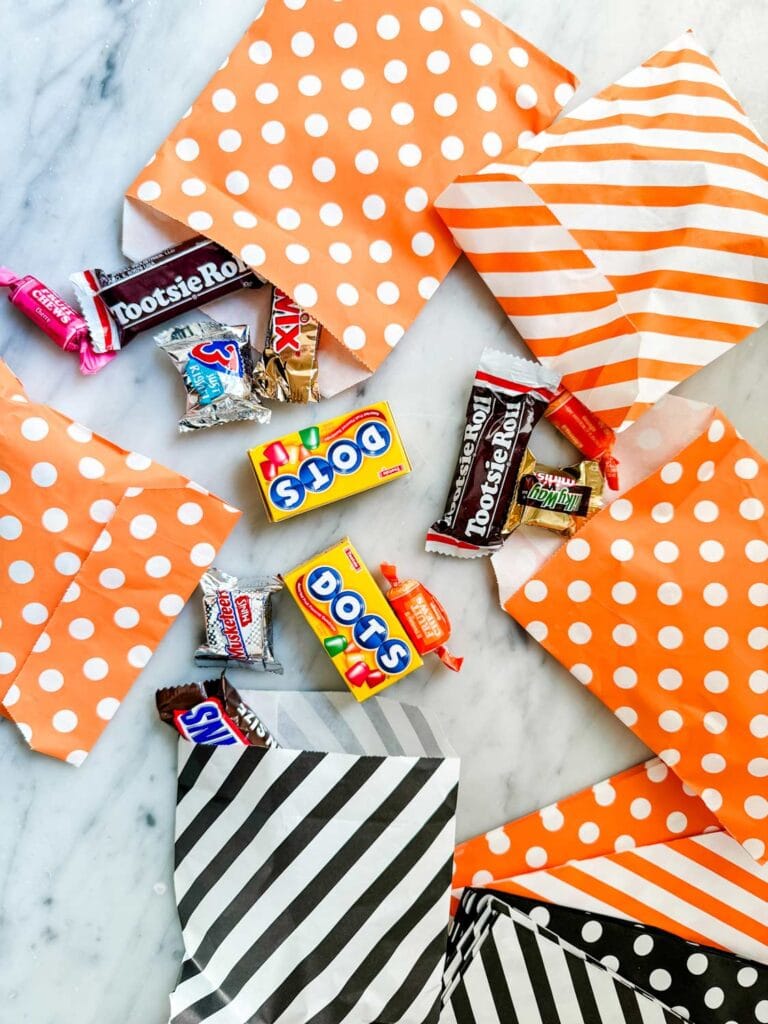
[435,30,768,430]
[440,893,687,1024]
[169,744,459,1024]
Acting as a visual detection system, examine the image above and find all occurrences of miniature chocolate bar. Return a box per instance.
[156,321,270,431]
[504,450,604,536]
[254,285,320,403]
[156,675,277,747]
[195,567,282,672]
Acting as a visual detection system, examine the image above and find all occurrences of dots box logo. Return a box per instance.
[248,401,411,522]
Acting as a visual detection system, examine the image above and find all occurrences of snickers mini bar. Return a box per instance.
[282,538,422,701]
[248,401,411,522]
[70,235,264,353]
[426,349,561,558]
[156,676,277,748]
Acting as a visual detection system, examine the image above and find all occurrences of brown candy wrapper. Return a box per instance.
[504,450,604,536]
[155,675,277,747]
[254,286,320,403]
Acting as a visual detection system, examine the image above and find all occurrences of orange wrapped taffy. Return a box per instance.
[380,564,462,672]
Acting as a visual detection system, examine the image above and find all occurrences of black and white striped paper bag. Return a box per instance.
[167,695,459,1024]
[441,895,689,1024]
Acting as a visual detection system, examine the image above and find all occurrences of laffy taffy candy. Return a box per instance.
[248,402,410,522]
[282,538,422,701]
[380,564,463,672]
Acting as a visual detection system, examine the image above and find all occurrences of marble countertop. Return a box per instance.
[1,1,766,1021]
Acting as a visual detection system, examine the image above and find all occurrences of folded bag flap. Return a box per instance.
[0,358,240,762]
[124,0,577,376]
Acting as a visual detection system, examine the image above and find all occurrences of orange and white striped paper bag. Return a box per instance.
[452,757,768,963]
[0,359,240,764]
[123,0,577,394]
[491,393,768,865]
[436,31,768,430]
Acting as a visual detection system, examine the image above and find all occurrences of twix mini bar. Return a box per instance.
[283,538,422,701]
[254,286,320,403]
[248,401,410,523]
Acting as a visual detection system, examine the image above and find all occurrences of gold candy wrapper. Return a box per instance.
[504,450,604,536]
[254,286,320,403]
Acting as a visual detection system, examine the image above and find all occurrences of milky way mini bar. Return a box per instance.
[70,235,264,353]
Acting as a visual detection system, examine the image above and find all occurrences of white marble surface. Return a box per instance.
[0,1,767,1021]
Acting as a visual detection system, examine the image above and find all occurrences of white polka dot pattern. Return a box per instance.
[127,0,576,371]
[508,415,768,860]
[0,365,240,763]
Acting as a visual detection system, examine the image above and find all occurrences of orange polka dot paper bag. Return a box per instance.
[124,0,576,385]
[493,394,768,864]
[0,359,240,765]
[451,756,768,962]
[436,31,768,431]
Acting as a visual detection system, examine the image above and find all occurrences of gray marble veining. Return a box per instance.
[0,1,766,1021]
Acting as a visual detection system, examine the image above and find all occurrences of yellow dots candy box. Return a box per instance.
[248,401,410,522]
[282,538,422,701]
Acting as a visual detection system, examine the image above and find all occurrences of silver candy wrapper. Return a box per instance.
[156,321,271,432]
[195,567,283,673]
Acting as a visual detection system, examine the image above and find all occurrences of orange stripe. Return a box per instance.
[441,205,557,230]
[498,291,619,317]
[521,315,635,358]
[624,851,766,939]
[682,841,768,905]
[534,182,768,218]
[587,402,650,428]
[608,269,768,305]
[644,47,717,72]
[539,863,722,949]
[597,80,746,108]
[544,112,764,149]
[535,144,768,181]
[571,226,768,256]
[471,249,593,273]
[560,357,691,395]
[627,311,751,343]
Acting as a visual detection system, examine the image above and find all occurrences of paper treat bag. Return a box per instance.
[0,359,239,764]
[452,757,768,963]
[436,31,768,429]
[124,0,576,393]
[168,695,459,1024]
[492,394,768,863]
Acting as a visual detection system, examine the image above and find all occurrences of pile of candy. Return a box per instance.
[2,4,768,1024]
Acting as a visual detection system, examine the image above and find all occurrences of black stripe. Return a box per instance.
[176,742,216,801]
[239,766,451,1023]
[565,952,604,1024]
[301,859,453,1024]
[175,746,277,867]
[376,928,447,1024]
[479,931,520,1024]
[613,976,646,1024]
[178,754,388,1021]
[515,921,562,1023]
[448,978,478,1024]
[177,750,325,925]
